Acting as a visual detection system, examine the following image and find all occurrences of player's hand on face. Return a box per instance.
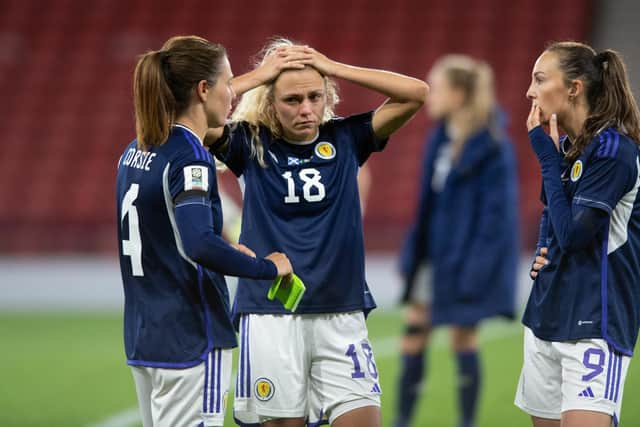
[233,243,256,258]
[299,46,336,77]
[265,252,293,276]
[527,103,560,151]
[530,246,549,279]
[259,46,312,82]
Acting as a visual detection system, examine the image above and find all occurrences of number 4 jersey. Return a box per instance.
[116,125,236,368]
[219,112,387,319]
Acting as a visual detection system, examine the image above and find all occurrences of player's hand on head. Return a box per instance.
[265,252,293,276]
[530,247,549,279]
[300,46,336,77]
[233,243,256,258]
[259,46,312,82]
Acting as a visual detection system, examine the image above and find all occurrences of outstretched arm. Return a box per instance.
[301,47,429,139]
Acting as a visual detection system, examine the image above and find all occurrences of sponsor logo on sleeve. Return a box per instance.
[183,166,209,192]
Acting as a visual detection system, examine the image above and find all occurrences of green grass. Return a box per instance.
[1,311,639,427]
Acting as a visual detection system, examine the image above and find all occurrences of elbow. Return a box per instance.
[182,235,208,265]
[416,81,429,104]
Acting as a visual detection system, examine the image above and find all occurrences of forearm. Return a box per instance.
[230,68,266,98]
[330,62,428,103]
[175,198,277,280]
[530,127,607,251]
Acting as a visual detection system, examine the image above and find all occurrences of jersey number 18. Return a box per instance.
[282,168,326,203]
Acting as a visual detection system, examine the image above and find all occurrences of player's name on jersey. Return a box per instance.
[121,148,157,171]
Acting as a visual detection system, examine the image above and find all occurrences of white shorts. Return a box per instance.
[234,311,381,425]
[515,327,630,425]
[131,348,232,427]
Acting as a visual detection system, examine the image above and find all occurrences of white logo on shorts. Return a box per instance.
[578,320,594,326]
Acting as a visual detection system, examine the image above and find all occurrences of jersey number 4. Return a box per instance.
[121,183,144,276]
[282,168,326,203]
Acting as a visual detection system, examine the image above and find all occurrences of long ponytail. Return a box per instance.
[133,51,175,149]
[547,42,640,161]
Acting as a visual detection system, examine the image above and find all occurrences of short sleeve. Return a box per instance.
[573,155,637,214]
[337,111,389,165]
[168,149,216,201]
[216,122,252,177]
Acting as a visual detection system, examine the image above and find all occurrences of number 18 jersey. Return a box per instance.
[220,112,386,319]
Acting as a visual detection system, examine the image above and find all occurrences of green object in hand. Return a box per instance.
[267,274,306,312]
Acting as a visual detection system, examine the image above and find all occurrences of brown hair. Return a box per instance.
[133,35,227,149]
[546,41,640,161]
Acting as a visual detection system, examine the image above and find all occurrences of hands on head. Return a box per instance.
[258,45,335,83]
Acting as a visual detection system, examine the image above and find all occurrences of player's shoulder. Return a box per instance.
[164,126,213,166]
[591,127,639,163]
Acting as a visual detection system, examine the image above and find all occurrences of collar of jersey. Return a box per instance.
[173,124,203,146]
[282,130,319,146]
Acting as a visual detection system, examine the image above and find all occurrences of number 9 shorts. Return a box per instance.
[515,327,631,424]
[233,311,381,425]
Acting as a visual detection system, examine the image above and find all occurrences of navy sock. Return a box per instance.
[394,351,426,427]
[456,350,480,427]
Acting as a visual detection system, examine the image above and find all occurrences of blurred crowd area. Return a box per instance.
[0,0,637,255]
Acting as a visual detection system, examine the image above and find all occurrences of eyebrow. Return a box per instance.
[533,71,546,77]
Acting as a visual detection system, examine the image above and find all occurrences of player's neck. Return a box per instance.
[175,109,207,143]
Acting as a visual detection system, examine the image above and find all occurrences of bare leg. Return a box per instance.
[561,410,612,427]
[262,417,306,427]
[532,416,560,427]
[331,405,381,427]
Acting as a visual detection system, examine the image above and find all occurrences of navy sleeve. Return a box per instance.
[174,192,278,279]
[339,111,389,165]
[535,207,550,255]
[216,122,252,177]
[529,126,611,252]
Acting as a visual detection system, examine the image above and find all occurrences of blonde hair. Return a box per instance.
[429,54,497,159]
[231,37,340,167]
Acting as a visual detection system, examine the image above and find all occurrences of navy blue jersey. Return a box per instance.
[116,125,236,368]
[523,128,640,355]
[219,112,386,319]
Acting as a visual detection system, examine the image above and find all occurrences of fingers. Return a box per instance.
[527,102,541,131]
[265,252,293,276]
[540,247,548,256]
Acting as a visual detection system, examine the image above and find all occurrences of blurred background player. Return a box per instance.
[394,54,519,427]
[206,38,428,427]
[516,41,640,427]
[116,35,293,427]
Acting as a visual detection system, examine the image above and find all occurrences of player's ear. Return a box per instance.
[196,80,209,103]
[568,79,584,101]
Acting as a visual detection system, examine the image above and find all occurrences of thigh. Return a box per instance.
[557,339,630,424]
[149,362,205,427]
[234,314,309,422]
[514,328,563,420]
[131,366,153,427]
[309,312,381,426]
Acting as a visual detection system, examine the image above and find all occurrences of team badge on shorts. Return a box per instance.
[254,378,275,401]
[570,160,583,182]
[315,142,336,160]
